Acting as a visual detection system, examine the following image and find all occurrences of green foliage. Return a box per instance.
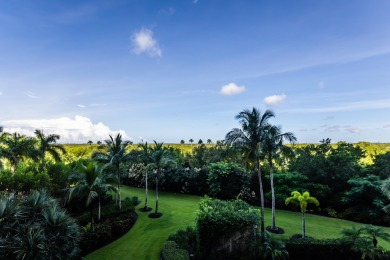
[167,226,197,254]
[341,175,388,224]
[196,197,260,258]
[161,241,190,260]
[0,168,51,193]
[368,151,390,179]
[285,238,360,260]
[207,162,250,200]
[0,190,80,259]
[264,171,309,202]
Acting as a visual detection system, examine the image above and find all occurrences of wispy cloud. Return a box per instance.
[300,128,317,132]
[321,125,340,133]
[383,124,390,128]
[345,126,361,133]
[289,99,390,114]
[220,83,245,96]
[318,81,326,89]
[3,116,129,143]
[131,28,162,57]
[264,94,286,106]
[77,104,86,108]
[193,0,199,3]
[24,91,40,99]
[159,7,175,15]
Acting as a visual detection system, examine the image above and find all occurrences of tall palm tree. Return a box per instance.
[92,133,131,209]
[149,141,176,216]
[207,139,212,145]
[285,191,319,238]
[68,162,116,225]
[262,125,296,231]
[139,142,152,211]
[34,129,66,169]
[225,108,274,233]
[0,132,37,172]
[189,139,194,146]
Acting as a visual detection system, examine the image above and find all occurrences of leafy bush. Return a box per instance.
[162,241,190,260]
[0,190,80,259]
[285,238,360,260]
[79,210,138,255]
[167,226,197,255]
[196,197,260,259]
[207,162,250,200]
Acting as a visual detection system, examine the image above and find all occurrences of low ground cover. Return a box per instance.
[87,186,390,259]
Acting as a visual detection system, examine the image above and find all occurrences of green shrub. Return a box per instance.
[207,162,250,200]
[196,197,260,259]
[162,241,190,260]
[167,226,197,255]
[285,238,360,260]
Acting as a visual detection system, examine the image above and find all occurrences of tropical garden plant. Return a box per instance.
[285,191,319,238]
[92,133,131,209]
[225,107,274,233]
[262,124,296,232]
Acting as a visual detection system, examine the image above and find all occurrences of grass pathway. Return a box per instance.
[87,186,390,259]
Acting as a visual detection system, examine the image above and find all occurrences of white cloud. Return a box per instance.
[77,104,86,108]
[2,115,129,143]
[383,124,390,129]
[321,125,340,133]
[220,83,245,96]
[159,7,175,15]
[264,94,286,106]
[24,91,40,99]
[132,28,162,57]
[318,81,326,89]
[345,126,361,133]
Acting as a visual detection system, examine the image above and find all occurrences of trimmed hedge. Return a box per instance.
[162,241,190,260]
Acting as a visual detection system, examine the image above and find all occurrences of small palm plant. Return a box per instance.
[285,191,319,238]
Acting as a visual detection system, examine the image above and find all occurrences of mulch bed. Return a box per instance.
[266,226,285,234]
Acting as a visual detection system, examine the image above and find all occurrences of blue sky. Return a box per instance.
[1,0,390,143]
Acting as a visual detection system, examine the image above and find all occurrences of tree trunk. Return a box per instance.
[270,160,276,230]
[257,160,265,233]
[91,204,95,231]
[155,170,159,214]
[117,167,121,209]
[302,212,305,238]
[98,196,101,222]
[144,172,148,209]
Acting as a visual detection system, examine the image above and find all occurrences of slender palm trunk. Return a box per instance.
[91,204,95,231]
[117,167,121,209]
[302,212,305,238]
[144,172,148,209]
[155,169,159,214]
[256,160,265,233]
[270,159,276,230]
[98,196,101,222]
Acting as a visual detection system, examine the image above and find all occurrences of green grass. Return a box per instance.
[86,186,390,259]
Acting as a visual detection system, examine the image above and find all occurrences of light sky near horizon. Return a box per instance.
[1,0,390,143]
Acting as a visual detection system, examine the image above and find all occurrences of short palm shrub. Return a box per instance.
[0,190,80,259]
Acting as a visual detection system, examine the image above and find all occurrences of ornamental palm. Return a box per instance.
[361,224,390,248]
[262,125,296,231]
[285,191,319,238]
[149,141,176,215]
[139,142,152,211]
[34,129,66,169]
[68,162,116,225]
[225,107,274,232]
[0,132,37,171]
[92,133,131,209]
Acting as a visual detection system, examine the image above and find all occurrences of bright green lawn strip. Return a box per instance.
[87,186,390,260]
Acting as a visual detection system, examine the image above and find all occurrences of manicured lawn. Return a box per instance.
[87,186,390,259]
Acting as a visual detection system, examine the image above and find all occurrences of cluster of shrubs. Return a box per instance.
[77,198,138,256]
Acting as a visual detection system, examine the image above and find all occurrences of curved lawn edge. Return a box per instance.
[86,186,390,260]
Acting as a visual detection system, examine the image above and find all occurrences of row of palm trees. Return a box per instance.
[225,108,296,233]
[0,129,65,171]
